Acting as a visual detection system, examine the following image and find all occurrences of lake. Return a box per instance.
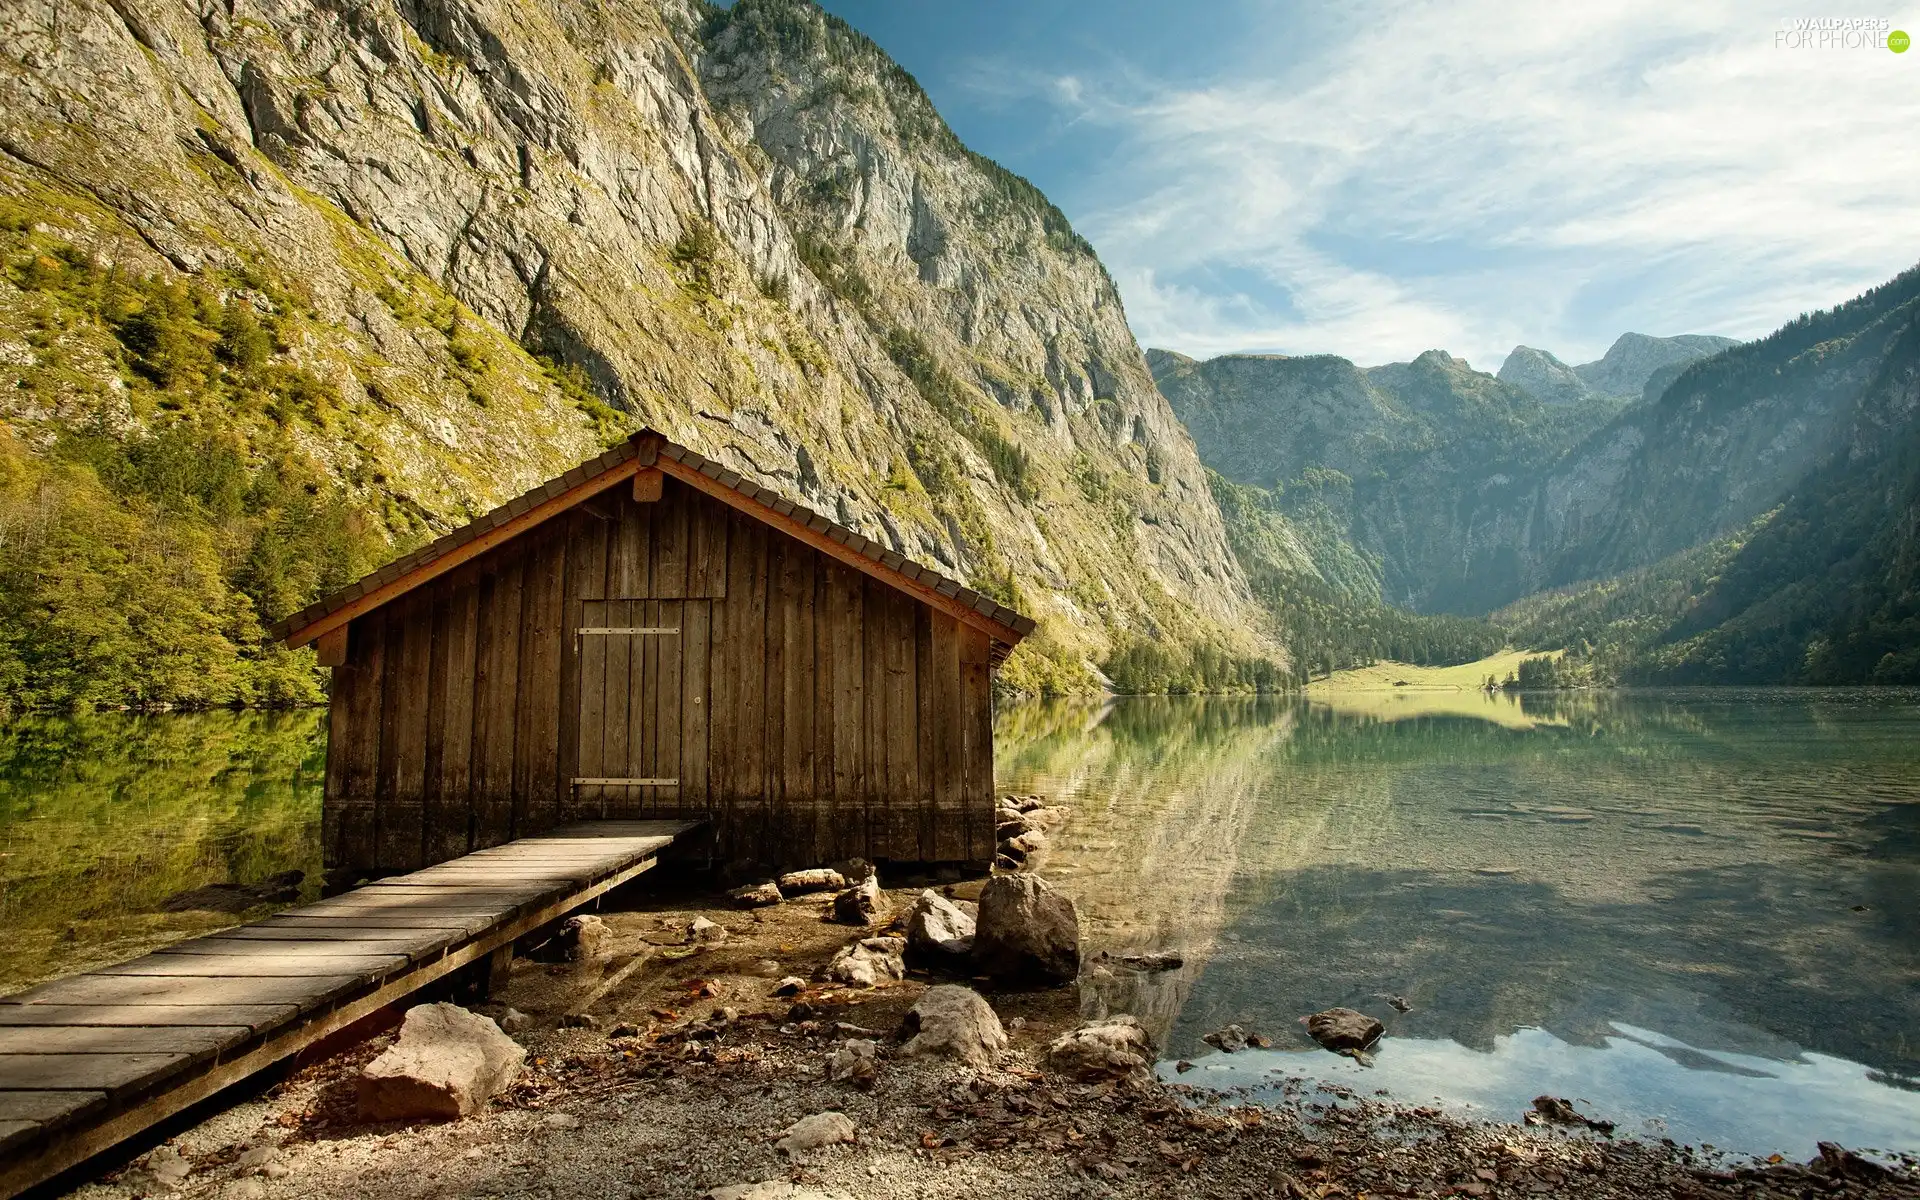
[0,710,325,994]
[1000,688,1920,1163]
[1,690,1915,1161]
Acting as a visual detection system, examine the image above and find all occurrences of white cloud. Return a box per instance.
[1030,1,1920,367]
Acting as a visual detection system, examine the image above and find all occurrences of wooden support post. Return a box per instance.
[315,625,349,667]
[633,467,664,503]
[486,943,513,996]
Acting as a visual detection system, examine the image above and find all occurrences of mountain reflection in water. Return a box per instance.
[994,689,1920,1160]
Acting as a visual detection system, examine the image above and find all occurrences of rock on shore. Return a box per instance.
[775,1111,856,1156]
[904,890,975,960]
[355,1003,525,1121]
[776,868,848,896]
[972,874,1080,984]
[1046,1015,1155,1081]
[899,986,1006,1069]
[824,937,906,988]
[831,876,889,926]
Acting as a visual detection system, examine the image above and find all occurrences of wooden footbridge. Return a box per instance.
[0,820,699,1197]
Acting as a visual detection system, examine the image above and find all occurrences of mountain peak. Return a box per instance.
[1497,345,1590,406]
[1574,332,1740,398]
[1496,332,1739,406]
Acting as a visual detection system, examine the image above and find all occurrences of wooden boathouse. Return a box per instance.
[273,429,1035,876]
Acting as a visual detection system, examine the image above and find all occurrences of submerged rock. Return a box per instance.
[904,890,975,960]
[831,875,888,926]
[160,870,304,914]
[1047,1015,1155,1081]
[1531,1095,1615,1135]
[824,937,906,988]
[1203,1024,1249,1053]
[899,985,1006,1068]
[356,1003,526,1121]
[687,915,729,944]
[1099,950,1184,972]
[1304,1008,1383,1052]
[972,873,1080,985]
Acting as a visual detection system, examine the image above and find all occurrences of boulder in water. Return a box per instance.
[1303,1007,1383,1051]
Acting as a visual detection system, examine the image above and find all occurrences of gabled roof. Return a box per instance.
[271,429,1037,655]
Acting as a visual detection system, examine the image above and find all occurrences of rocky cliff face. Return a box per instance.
[0,0,1269,703]
[1146,349,1404,488]
[1530,279,1917,590]
[686,2,1261,679]
[1495,286,1920,684]
[1154,346,1614,611]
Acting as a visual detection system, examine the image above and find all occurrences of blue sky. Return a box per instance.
[811,1,1920,370]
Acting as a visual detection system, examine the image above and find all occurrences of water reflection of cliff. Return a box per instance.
[995,697,1307,1042]
[997,691,1920,1085]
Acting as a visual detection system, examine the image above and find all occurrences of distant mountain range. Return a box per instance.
[1497,333,1740,407]
[1154,273,1920,684]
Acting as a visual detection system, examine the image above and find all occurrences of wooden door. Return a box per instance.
[571,599,709,818]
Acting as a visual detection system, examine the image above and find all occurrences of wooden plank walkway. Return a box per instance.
[0,820,698,1197]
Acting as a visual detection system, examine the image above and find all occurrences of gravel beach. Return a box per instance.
[59,877,1920,1200]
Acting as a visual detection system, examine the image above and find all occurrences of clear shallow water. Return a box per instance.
[994,689,1920,1161]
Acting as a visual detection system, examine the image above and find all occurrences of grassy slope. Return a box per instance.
[1303,650,1565,728]
[1305,649,1552,692]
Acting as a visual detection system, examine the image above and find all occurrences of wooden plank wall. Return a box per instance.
[323,477,995,875]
